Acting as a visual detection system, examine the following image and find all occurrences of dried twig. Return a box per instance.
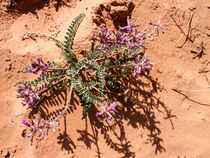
[171,13,195,48]
[178,13,194,48]
[172,89,210,106]
[10,110,31,123]
[205,75,210,88]
[199,60,210,73]
[192,41,207,59]
[21,25,60,42]
[170,15,187,36]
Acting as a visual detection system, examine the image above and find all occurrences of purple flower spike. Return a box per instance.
[17,83,40,107]
[94,27,115,52]
[28,58,49,79]
[22,116,58,139]
[96,102,117,121]
[131,56,153,77]
[126,29,146,51]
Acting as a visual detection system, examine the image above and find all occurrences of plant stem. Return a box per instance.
[47,68,70,71]
[67,84,73,106]
[38,78,66,95]
[58,84,74,118]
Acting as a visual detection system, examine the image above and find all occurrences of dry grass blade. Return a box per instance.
[171,13,194,48]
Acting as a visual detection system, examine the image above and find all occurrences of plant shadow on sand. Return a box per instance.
[29,85,78,153]
[76,74,176,158]
[57,116,77,154]
[27,73,176,157]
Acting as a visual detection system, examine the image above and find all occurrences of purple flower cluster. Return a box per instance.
[28,58,49,79]
[149,16,166,35]
[132,56,153,77]
[17,83,40,106]
[119,16,145,50]
[22,116,58,139]
[93,16,145,53]
[96,102,117,121]
[93,28,114,51]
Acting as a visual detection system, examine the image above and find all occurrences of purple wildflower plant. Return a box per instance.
[14,14,166,141]
[131,55,153,77]
[22,116,58,139]
[28,58,49,79]
[96,102,117,121]
[17,83,40,107]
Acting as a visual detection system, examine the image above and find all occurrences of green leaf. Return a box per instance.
[14,81,24,86]
[60,14,85,66]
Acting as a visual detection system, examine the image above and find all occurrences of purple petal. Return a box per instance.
[142,56,149,63]
[38,71,45,79]
[141,36,146,40]
[135,55,140,62]
[108,30,113,36]
[40,129,47,139]
[110,104,116,111]
[21,102,27,106]
[22,120,33,128]
[160,26,165,33]
[145,65,153,70]
[96,113,101,117]
[26,133,34,137]
[28,69,37,73]
[136,73,140,78]
[101,27,104,32]
[29,99,35,105]
[119,44,123,48]
[130,44,135,50]
[126,27,132,33]
[37,116,41,127]
[107,116,112,121]
[124,38,129,42]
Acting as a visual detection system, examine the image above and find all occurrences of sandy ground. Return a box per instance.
[0,0,210,157]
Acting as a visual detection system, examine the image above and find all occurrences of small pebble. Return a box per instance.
[5,58,11,62]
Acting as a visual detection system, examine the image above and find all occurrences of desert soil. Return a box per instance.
[0,0,210,157]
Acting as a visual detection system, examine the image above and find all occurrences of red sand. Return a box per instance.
[0,0,210,157]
